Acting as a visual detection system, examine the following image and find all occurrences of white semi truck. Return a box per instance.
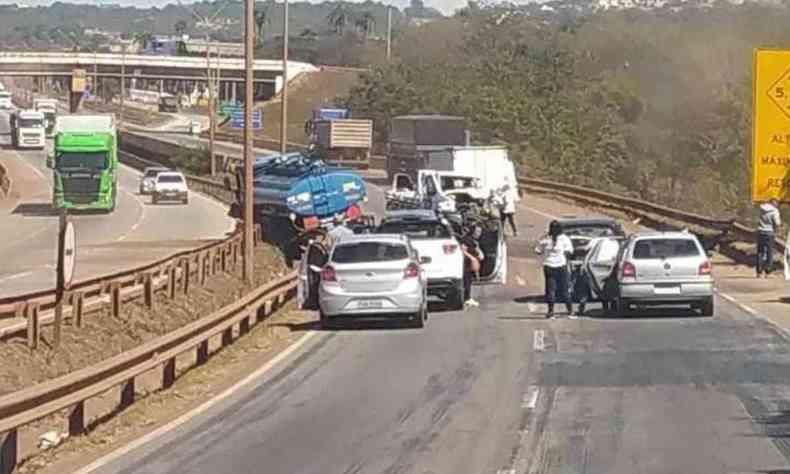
[10,109,46,149]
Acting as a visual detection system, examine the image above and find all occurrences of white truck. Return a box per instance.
[0,89,11,110]
[33,98,58,138]
[10,109,45,149]
[388,146,520,212]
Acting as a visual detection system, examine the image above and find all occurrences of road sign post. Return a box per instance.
[54,210,76,347]
[70,68,87,113]
[752,49,790,203]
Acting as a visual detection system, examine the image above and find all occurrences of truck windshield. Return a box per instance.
[18,119,43,128]
[56,152,108,170]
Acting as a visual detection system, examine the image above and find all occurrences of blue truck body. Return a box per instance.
[237,151,366,221]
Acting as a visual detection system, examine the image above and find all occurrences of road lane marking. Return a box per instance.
[515,275,526,287]
[533,329,545,351]
[72,330,318,474]
[522,386,540,410]
[0,270,33,283]
[117,189,146,242]
[527,302,536,314]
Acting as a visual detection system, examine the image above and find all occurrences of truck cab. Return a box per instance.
[0,90,12,110]
[10,110,45,149]
[33,99,58,138]
[47,115,118,212]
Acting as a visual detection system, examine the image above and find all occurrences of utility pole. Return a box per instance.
[243,0,255,283]
[207,37,216,176]
[280,0,289,154]
[120,43,126,128]
[386,6,392,62]
[93,49,98,99]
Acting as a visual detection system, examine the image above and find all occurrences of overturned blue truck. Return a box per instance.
[230,150,368,261]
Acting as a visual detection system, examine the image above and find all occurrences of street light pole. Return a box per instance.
[386,6,392,62]
[120,43,126,128]
[207,37,216,175]
[243,0,255,283]
[280,0,288,154]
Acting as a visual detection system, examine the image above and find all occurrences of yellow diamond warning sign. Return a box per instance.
[753,49,790,203]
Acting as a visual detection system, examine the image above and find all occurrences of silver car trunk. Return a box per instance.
[333,260,410,293]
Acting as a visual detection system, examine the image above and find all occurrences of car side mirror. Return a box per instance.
[45,155,54,169]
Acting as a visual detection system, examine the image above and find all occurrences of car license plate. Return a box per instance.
[654,285,681,295]
[358,300,383,309]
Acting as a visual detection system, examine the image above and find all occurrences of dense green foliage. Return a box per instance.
[344,3,778,220]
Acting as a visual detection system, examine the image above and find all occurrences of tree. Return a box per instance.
[327,3,353,36]
[254,6,268,44]
[174,20,187,37]
[132,31,153,51]
[356,11,376,40]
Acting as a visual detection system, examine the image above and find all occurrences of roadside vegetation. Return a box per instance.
[343,2,784,222]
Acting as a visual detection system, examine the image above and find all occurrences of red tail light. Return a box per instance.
[404,263,420,279]
[321,265,337,282]
[622,261,636,279]
[699,260,712,275]
[443,244,458,255]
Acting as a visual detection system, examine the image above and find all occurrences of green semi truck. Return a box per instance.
[46,115,118,212]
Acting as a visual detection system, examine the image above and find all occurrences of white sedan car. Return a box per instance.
[152,171,189,205]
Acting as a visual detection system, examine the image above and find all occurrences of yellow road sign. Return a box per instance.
[71,68,87,93]
[752,49,790,203]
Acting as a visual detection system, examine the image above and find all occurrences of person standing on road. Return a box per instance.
[535,220,574,318]
[757,198,782,278]
[500,185,518,237]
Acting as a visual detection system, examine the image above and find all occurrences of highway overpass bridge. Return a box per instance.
[0,51,318,102]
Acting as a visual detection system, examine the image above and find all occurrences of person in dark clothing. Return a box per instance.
[535,220,574,318]
[572,265,591,316]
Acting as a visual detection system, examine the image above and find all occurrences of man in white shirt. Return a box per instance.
[535,220,574,318]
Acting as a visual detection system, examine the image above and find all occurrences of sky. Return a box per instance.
[0,0,461,12]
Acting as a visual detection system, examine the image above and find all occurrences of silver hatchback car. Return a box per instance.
[610,231,715,316]
[313,234,428,328]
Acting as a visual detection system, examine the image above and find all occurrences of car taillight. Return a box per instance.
[404,263,420,279]
[699,260,712,275]
[443,244,458,255]
[622,261,636,279]
[321,265,337,282]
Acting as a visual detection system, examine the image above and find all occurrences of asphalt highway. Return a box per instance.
[0,110,235,297]
[87,187,790,474]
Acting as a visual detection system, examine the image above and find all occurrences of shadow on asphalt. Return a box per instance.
[271,319,419,332]
[12,202,59,217]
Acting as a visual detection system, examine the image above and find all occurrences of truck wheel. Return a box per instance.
[609,298,626,318]
[448,281,465,311]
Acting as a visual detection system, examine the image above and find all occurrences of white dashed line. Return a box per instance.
[522,386,540,410]
[117,189,146,242]
[533,329,545,351]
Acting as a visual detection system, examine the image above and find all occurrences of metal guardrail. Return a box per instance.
[519,177,786,253]
[0,271,297,473]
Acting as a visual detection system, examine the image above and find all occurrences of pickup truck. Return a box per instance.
[376,210,466,310]
[387,170,486,213]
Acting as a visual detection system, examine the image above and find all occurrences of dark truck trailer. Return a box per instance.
[386,115,469,181]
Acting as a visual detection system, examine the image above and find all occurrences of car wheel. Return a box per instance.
[700,297,714,317]
[183,196,189,205]
[320,310,335,330]
[411,302,428,328]
[448,281,465,311]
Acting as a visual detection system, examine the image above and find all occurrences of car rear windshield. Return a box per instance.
[632,238,701,259]
[378,221,451,239]
[145,169,167,178]
[158,175,183,183]
[332,242,409,263]
[563,225,618,238]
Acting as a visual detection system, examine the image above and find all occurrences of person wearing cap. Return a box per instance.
[757,198,782,278]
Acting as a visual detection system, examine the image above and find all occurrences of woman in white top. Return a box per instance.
[534,220,574,318]
[500,185,518,236]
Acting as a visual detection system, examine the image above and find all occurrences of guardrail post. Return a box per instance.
[120,378,135,408]
[199,253,208,286]
[240,307,251,335]
[143,273,155,310]
[72,292,84,328]
[14,303,25,320]
[221,246,228,273]
[26,303,40,349]
[182,258,191,295]
[162,358,176,389]
[110,282,122,319]
[222,327,233,347]
[212,250,219,276]
[196,340,209,365]
[0,429,17,474]
[68,401,85,436]
[168,266,177,300]
[232,242,239,268]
